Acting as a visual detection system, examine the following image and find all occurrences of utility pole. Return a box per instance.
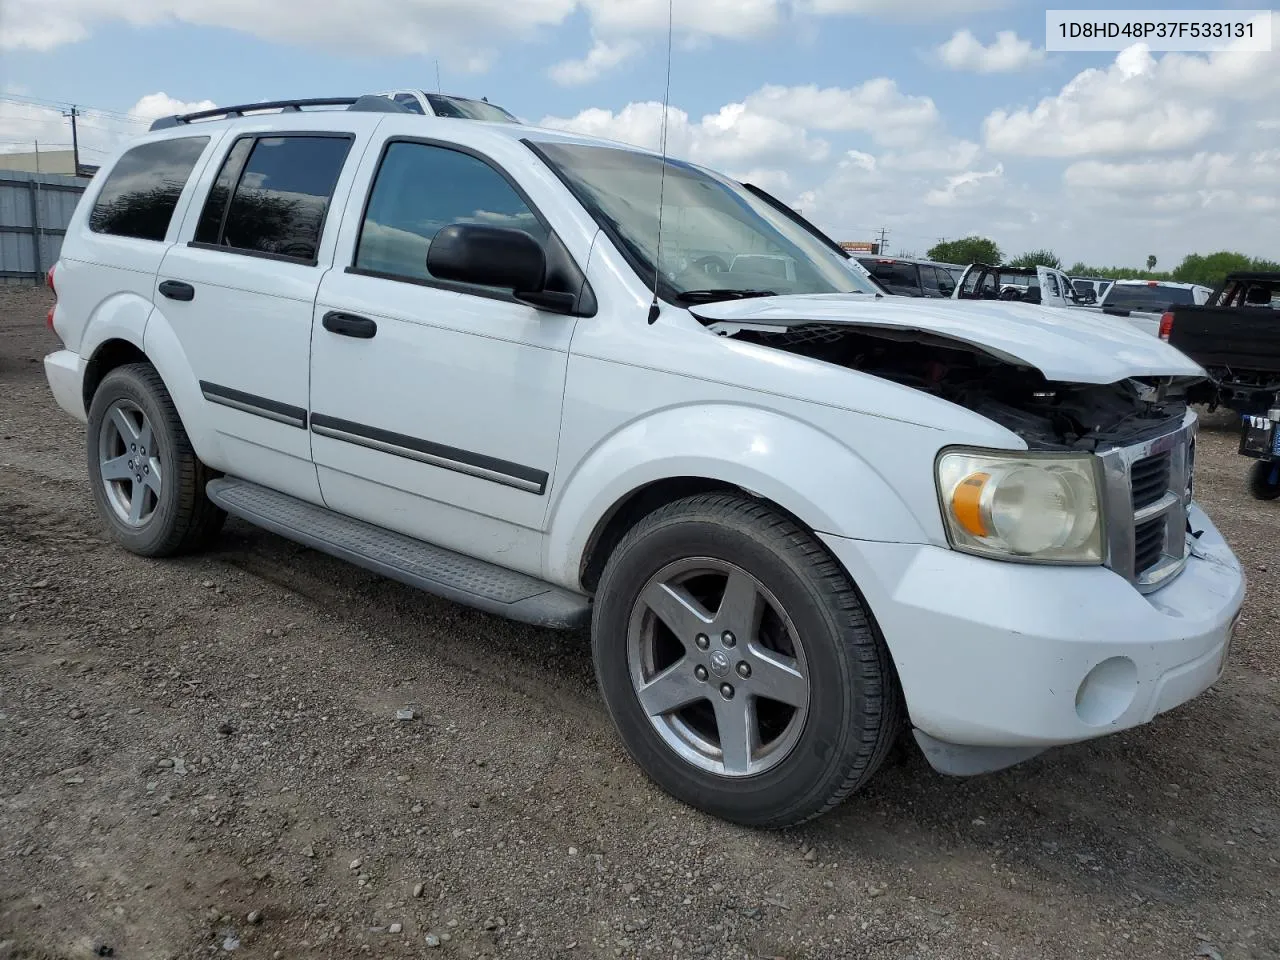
[876,226,889,256]
[62,105,80,176]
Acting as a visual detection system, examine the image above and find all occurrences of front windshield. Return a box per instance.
[532,141,879,301]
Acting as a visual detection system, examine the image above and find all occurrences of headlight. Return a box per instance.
[936,450,1103,564]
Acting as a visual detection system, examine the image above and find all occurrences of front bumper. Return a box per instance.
[44,349,87,423]
[821,503,1244,754]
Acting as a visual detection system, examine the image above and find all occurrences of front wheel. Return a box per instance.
[592,494,901,827]
[1248,460,1280,501]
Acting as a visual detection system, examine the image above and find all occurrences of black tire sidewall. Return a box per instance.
[593,508,878,826]
[1249,460,1280,501]
[87,367,186,554]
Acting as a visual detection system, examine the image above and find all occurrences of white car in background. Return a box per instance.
[377,89,520,123]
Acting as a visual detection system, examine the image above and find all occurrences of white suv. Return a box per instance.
[42,96,1245,827]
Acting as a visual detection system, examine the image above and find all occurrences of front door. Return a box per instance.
[308,138,582,576]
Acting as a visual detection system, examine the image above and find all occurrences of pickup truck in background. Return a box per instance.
[954,263,1080,309]
[1165,272,1280,416]
[1098,280,1213,335]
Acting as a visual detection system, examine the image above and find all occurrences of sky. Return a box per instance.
[0,0,1275,268]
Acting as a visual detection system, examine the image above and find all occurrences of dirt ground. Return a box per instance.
[1,284,1277,960]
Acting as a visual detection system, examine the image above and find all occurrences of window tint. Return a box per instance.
[933,266,956,295]
[199,136,351,263]
[857,259,921,296]
[89,137,209,241]
[920,265,944,295]
[355,141,546,284]
[194,137,253,245]
[1103,284,1195,311]
[393,94,426,115]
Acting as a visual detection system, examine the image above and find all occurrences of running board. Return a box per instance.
[205,478,590,630]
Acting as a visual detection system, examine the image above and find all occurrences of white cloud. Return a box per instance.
[580,0,780,38]
[744,81,940,147]
[924,163,1004,207]
[0,91,211,160]
[540,95,831,175]
[983,41,1280,158]
[799,0,1009,16]
[1064,152,1279,201]
[936,30,1043,73]
[548,37,641,85]
[0,0,579,59]
[127,92,217,120]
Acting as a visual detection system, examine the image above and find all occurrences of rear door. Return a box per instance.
[156,127,364,502]
[1038,267,1070,308]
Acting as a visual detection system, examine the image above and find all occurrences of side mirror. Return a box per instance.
[427,224,576,312]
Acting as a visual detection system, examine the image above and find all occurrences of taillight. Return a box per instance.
[46,263,57,331]
[1158,311,1173,341]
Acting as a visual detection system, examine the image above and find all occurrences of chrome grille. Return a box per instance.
[1098,411,1197,593]
[1133,517,1167,576]
[1130,452,1171,511]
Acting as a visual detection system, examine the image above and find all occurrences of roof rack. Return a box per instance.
[148,95,410,131]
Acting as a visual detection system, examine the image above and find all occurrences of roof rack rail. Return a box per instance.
[149,96,393,131]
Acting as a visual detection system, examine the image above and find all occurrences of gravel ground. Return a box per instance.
[1,284,1278,960]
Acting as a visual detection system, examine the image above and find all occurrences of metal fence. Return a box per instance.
[0,171,88,285]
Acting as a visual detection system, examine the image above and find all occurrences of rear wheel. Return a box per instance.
[87,363,225,556]
[1248,460,1280,501]
[592,494,901,827]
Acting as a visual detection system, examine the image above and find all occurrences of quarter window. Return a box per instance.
[89,137,209,241]
[193,135,351,263]
[355,141,546,285]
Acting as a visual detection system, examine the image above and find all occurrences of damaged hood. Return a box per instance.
[688,294,1205,385]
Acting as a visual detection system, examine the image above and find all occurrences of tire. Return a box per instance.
[86,363,225,556]
[1248,460,1280,501]
[592,493,902,828]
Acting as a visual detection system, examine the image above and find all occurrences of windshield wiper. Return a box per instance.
[675,289,779,304]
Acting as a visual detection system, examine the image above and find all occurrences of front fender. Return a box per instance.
[543,403,929,590]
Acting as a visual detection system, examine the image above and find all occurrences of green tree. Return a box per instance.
[1146,255,1157,271]
[927,236,1002,265]
[1008,249,1063,270]
[1171,251,1256,288]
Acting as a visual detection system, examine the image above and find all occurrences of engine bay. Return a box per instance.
[729,323,1190,450]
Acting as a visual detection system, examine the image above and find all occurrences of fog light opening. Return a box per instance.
[1074,657,1138,727]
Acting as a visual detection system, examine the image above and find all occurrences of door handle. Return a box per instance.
[158,280,195,302]
[322,311,378,339]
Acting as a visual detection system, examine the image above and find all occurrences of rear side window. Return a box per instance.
[89,137,209,241]
[193,135,352,264]
[354,141,546,285]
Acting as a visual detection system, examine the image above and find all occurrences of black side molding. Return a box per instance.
[309,413,549,494]
[199,381,308,429]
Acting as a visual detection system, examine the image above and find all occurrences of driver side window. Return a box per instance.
[354,141,548,289]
